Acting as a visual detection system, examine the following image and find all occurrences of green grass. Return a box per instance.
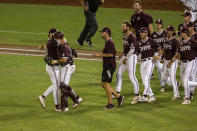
[0,3,183,51]
[0,54,197,131]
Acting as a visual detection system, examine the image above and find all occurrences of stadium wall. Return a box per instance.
[0,0,183,11]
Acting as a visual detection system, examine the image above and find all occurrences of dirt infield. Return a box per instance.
[0,44,112,61]
[1,0,184,11]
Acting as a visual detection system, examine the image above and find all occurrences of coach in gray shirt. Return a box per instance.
[77,0,104,47]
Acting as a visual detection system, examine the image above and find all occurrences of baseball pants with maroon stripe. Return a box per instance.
[116,54,139,94]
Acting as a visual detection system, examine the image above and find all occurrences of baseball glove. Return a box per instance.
[44,55,53,65]
[71,48,78,58]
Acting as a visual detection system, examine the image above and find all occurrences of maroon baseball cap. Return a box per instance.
[139,27,148,33]
[100,27,111,36]
[166,25,175,32]
[186,21,194,27]
[49,28,58,34]
[181,12,191,17]
[156,19,163,25]
[181,27,189,33]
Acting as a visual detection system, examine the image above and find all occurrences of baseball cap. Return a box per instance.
[166,25,175,31]
[186,22,194,27]
[181,12,191,17]
[181,27,189,33]
[99,27,111,36]
[49,28,58,34]
[156,19,163,25]
[53,32,64,39]
[139,27,148,33]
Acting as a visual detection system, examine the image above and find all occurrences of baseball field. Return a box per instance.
[0,2,197,131]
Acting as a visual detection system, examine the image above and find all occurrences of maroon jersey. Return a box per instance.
[138,38,160,59]
[191,33,197,56]
[46,40,58,60]
[58,43,74,65]
[151,30,167,48]
[130,11,153,40]
[163,37,179,60]
[103,39,116,69]
[123,33,138,56]
[179,38,197,61]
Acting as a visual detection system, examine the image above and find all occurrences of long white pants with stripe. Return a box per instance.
[43,65,60,105]
[180,60,195,99]
[190,57,197,94]
[161,59,179,97]
[60,64,75,85]
[116,54,139,94]
[140,59,154,97]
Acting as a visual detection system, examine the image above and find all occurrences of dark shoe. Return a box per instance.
[117,95,125,107]
[54,105,61,112]
[76,40,83,46]
[85,40,94,47]
[104,103,115,109]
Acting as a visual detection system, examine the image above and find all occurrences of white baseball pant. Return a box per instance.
[140,58,155,97]
[161,59,179,97]
[61,64,76,85]
[116,54,139,94]
[190,57,197,94]
[43,65,60,105]
[180,60,195,99]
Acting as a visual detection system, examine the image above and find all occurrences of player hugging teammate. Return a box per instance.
[38,29,83,111]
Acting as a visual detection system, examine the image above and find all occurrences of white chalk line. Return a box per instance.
[0,52,103,62]
[0,47,93,56]
[0,30,47,35]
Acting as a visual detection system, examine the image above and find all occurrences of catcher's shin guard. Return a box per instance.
[60,82,69,110]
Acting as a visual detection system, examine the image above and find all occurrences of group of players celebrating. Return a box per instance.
[38,0,197,110]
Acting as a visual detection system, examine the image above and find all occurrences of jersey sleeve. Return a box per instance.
[143,14,153,25]
[174,39,180,53]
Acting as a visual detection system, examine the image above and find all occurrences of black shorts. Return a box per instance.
[102,66,115,83]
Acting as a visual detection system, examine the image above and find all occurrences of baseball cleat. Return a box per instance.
[62,107,69,112]
[72,103,79,109]
[131,95,139,104]
[54,105,61,112]
[117,95,125,107]
[78,97,83,103]
[37,95,46,109]
[160,87,165,92]
[139,95,148,102]
[181,99,191,104]
[85,40,94,47]
[148,96,156,102]
[104,104,115,110]
[172,96,180,100]
[76,40,83,46]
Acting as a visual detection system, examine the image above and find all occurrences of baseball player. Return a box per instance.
[179,0,197,22]
[178,27,197,104]
[137,27,162,102]
[151,19,172,91]
[194,20,197,31]
[187,22,197,99]
[131,0,154,40]
[38,28,61,111]
[94,27,124,109]
[53,32,83,111]
[178,12,192,36]
[113,20,139,104]
[160,25,180,100]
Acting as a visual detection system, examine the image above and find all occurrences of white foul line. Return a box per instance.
[0,30,47,35]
